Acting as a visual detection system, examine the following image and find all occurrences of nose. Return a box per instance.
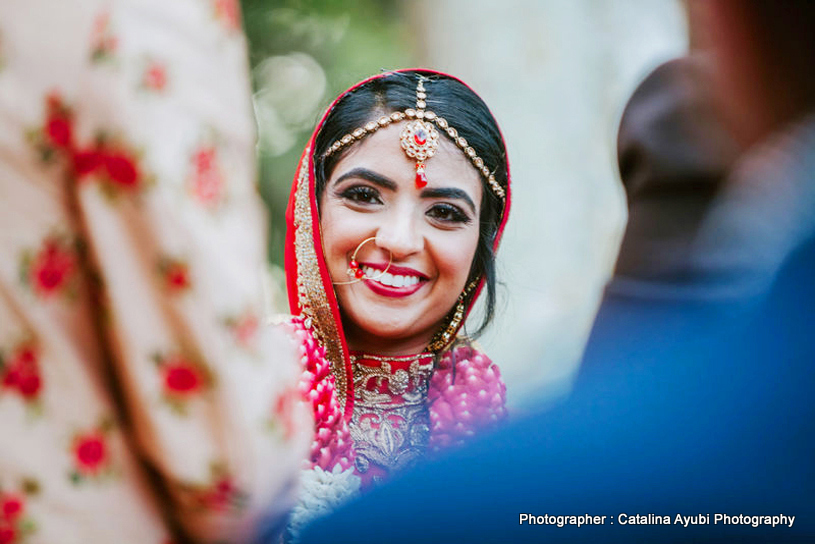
[375,209,424,260]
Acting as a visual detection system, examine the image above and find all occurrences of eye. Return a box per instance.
[427,203,471,225]
[339,185,383,206]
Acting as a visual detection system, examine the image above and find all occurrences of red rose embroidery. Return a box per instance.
[72,431,109,475]
[28,237,76,297]
[1,343,43,403]
[189,147,224,207]
[30,94,150,199]
[143,62,168,91]
[68,419,117,484]
[31,91,76,160]
[0,495,23,523]
[103,151,140,188]
[163,362,203,396]
[159,258,191,293]
[16,373,41,400]
[0,524,16,544]
[190,467,247,513]
[72,149,103,178]
[154,352,212,414]
[45,116,73,149]
[0,485,37,543]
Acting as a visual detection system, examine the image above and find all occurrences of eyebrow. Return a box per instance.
[334,166,477,214]
[333,167,397,191]
[421,187,476,214]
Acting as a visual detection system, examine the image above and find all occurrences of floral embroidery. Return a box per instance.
[75,136,151,198]
[0,341,43,406]
[27,94,151,199]
[19,234,78,299]
[152,352,213,414]
[0,480,39,544]
[90,12,118,63]
[140,59,168,92]
[188,146,225,208]
[157,257,192,294]
[222,310,258,349]
[100,149,140,188]
[181,463,248,513]
[71,148,103,177]
[27,92,75,163]
[69,417,117,484]
[213,0,241,32]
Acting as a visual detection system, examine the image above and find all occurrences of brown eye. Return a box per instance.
[427,203,471,224]
[341,185,382,205]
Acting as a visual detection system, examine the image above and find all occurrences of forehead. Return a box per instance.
[328,123,483,199]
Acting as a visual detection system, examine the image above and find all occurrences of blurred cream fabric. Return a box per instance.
[0,0,310,542]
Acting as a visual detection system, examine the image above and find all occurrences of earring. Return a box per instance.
[426,280,478,352]
[333,237,393,285]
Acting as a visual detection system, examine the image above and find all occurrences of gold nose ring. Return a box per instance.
[332,237,393,285]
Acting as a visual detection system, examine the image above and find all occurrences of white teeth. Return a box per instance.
[360,266,421,288]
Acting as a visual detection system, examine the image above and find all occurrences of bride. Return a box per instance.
[282,68,511,532]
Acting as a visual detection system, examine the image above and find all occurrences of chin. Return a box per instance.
[345,314,436,352]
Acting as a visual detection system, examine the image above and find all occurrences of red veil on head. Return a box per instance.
[284,69,511,419]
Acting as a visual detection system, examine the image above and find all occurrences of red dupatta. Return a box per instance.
[284,69,512,420]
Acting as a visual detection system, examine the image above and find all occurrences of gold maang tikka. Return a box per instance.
[320,76,506,201]
[398,78,439,188]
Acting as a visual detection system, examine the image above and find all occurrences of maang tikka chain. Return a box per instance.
[398,78,439,188]
[320,75,506,202]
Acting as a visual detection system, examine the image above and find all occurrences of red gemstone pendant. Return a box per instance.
[414,128,427,146]
[415,163,428,188]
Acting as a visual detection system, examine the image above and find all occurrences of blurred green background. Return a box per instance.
[241,0,415,266]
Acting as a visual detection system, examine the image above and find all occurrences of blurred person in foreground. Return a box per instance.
[0,1,312,543]
[298,1,815,542]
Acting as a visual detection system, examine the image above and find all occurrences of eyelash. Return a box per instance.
[427,203,471,225]
[339,185,383,205]
[338,184,471,225]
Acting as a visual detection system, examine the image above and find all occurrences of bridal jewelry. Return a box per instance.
[333,237,393,285]
[399,78,439,188]
[426,280,479,353]
[321,75,506,201]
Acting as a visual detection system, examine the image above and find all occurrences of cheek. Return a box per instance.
[433,228,480,287]
[319,203,358,278]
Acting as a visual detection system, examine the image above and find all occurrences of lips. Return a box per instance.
[359,262,428,298]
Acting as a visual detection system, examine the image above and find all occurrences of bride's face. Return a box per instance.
[319,122,482,355]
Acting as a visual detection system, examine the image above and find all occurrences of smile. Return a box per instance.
[359,263,428,298]
[362,266,421,287]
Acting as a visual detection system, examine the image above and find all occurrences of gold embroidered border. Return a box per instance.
[292,148,347,408]
[351,354,434,408]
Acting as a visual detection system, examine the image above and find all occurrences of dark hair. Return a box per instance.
[313,70,507,337]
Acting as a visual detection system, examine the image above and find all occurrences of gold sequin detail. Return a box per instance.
[292,149,348,409]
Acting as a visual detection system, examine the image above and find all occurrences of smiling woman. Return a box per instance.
[320,122,482,355]
[282,69,511,537]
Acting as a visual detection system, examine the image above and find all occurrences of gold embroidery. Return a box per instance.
[292,149,348,409]
[349,354,434,476]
